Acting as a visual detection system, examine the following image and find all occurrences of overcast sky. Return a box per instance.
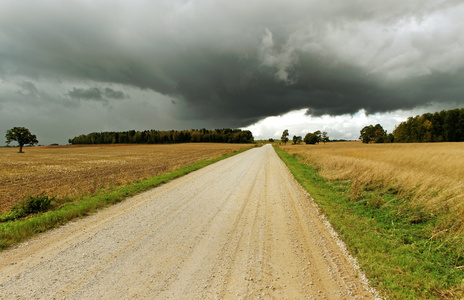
[1,0,463,145]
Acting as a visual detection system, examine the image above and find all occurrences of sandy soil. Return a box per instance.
[0,145,378,299]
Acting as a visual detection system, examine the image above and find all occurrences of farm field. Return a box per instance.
[0,145,376,299]
[0,143,251,213]
[281,141,464,219]
[277,142,464,298]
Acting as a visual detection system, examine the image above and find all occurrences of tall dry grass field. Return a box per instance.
[0,143,250,213]
[281,142,464,229]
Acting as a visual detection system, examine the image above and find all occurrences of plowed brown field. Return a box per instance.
[0,143,251,213]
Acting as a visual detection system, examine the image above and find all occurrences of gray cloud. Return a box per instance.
[17,81,40,98]
[104,88,126,99]
[1,0,464,142]
[68,87,102,101]
[67,87,126,102]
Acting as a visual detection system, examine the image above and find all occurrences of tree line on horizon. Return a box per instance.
[68,128,254,145]
[360,108,464,143]
[280,129,329,145]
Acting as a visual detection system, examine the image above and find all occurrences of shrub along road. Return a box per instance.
[0,145,377,299]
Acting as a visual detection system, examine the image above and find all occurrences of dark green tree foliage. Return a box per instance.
[292,135,302,144]
[359,124,385,143]
[5,127,39,153]
[393,108,464,142]
[385,133,395,143]
[322,132,329,144]
[69,128,254,145]
[304,130,322,144]
[281,129,289,144]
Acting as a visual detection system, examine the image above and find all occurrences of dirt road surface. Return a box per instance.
[0,145,378,299]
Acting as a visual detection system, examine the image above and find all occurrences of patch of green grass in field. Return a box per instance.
[0,147,252,250]
[274,145,464,299]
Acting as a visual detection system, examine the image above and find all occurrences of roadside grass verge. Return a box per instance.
[274,145,464,299]
[0,147,252,250]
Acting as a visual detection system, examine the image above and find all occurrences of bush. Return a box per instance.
[0,195,54,222]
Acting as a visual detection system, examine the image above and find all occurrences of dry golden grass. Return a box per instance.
[278,143,464,298]
[0,143,251,213]
[281,142,464,218]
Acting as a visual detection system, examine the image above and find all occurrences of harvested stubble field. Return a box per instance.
[0,143,251,213]
[281,141,464,231]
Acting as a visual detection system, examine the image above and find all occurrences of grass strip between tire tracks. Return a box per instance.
[0,147,253,250]
[274,145,464,300]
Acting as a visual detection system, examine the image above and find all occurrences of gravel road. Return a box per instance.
[0,145,377,299]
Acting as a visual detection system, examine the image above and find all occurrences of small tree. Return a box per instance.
[322,132,329,144]
[5,127,38,153]
[292,135,302,144]
[360,125,373,143]
[314,130,322,143]
[281,129,289,144]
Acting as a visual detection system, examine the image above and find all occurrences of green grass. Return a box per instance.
[0,147,252,250]
[274,146,464,299]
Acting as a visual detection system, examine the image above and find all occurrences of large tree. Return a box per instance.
[359,124,385,143]
[5,127,38,153]
[304,131,322,144]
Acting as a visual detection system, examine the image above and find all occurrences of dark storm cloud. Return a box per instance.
[68,87,103,101]
[104,88,126,100]
[67,87,126,102]
[1,0,464,129]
